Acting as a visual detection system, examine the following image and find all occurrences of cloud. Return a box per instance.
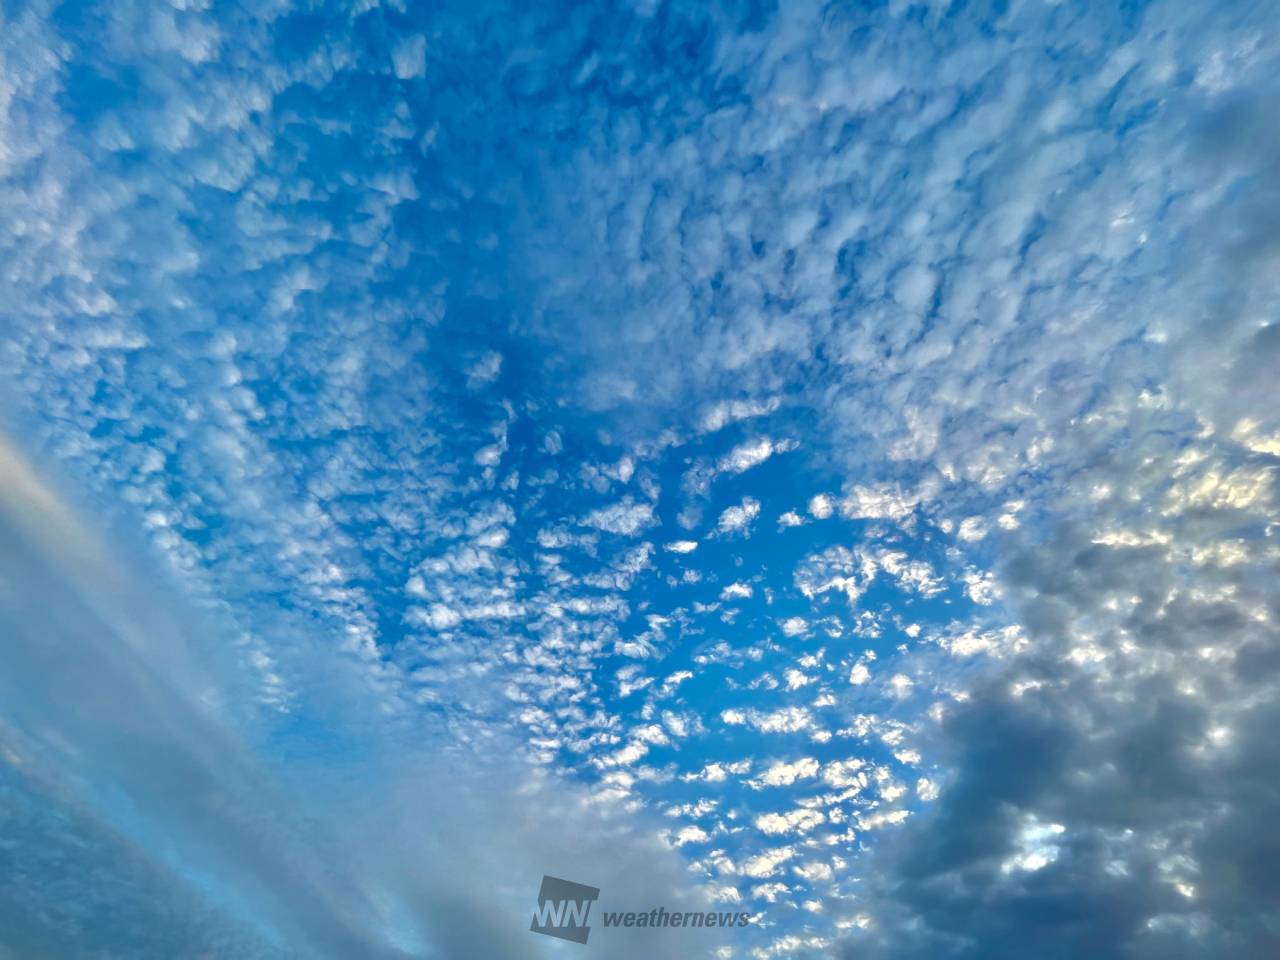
[721,707,815,735]
[390,35,427,80]
[581,497,657,536]
[3,0,1278,955]
[699,398,782,434]
[741,847,797,879]
[749,758,820,789]
[717,437,797,476]
[839,436,1280,957]
[714,496,762,537]
[0,439,719,960]
[755,809,825,837]
[807,494,835,520]
[466,351,503,389]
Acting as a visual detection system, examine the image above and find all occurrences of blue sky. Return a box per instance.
[1,0,1279,958]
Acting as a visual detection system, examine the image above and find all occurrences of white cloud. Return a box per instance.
[807,494,835,519]
[466,351,502,388]
[715,496,762,536]
[779,617,808,637]
[722,706,815,734]
[783,669,814,691]
[699,397,781,433]
[839,485,918,522]
[751,758,820,788]
[887,674,915,698]
[390,34,427,79]
[742,846,797,878]
[673,825,710,847]
[717,437,797,475]
[751,882,791,903]
[756,809,826,836]
[683,759,752,783]
[581,497,656,536]
[793,861,834,883]
[822,760,866,789]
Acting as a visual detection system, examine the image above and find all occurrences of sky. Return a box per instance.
[1,0,1278,958]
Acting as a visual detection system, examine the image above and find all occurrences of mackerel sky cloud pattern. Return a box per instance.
[1,1,1278,958]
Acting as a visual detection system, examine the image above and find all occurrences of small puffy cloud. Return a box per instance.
[665,799,718,819]
[783,669,814,690]
[962,569,999,605]
[718,437,797,475]
[721,581,753,600]
[661,710,695,738]
[808,494,835,519]
[715,496,762,536]
[858,809,910,831]
[657,670,693,697]
[822,760,866,789]
[615,665,653,698]
[1000,820,1066,874]
[390,34,427,78]
[780,617,808,637]
[722,706,815,734]
[664,540,699,553]
[839,485,918,522]
[631,724,670,746]
[793,861,834,883]
[405,602,463,631]
[672,825,710,847]
[474,442,505,466]
[598,741,649,767]
[581,497,656,535]
[751,882,791,903]
[751,758,820,789]
[466,351,502,388]
[887,674,915,698]
[613,456,636,484]
[875,551,943,597]
[700,397,781,433]
[756,809,826,836]
[683,759,751,783]
[742,846,797,878]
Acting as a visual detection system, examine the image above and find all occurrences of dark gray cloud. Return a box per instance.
[834,415,1280,959]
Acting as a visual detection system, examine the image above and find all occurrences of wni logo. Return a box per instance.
[530,875,601,944]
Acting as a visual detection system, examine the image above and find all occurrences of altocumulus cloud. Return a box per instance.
[1,0,1279,958]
